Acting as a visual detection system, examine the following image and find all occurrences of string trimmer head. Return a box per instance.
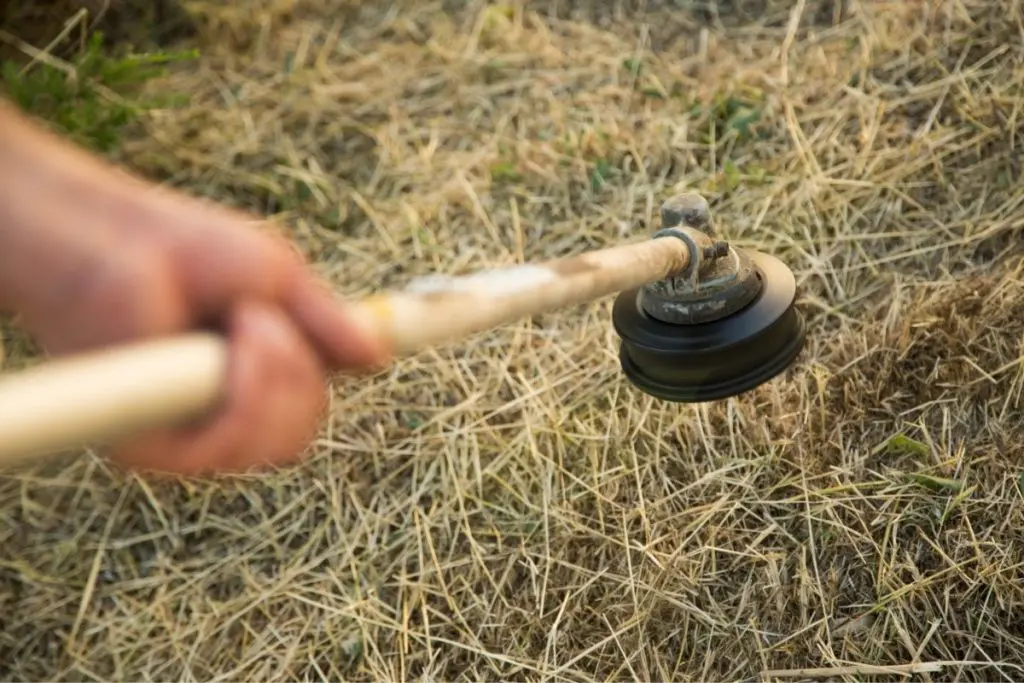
[611,193,806,402]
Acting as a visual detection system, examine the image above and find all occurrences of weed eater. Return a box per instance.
[0,192,806,466]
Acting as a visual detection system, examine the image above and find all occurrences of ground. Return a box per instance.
[1,0,1024,680]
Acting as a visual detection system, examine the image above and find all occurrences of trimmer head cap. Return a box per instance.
[611,193,806,402]
[612,250,805,402]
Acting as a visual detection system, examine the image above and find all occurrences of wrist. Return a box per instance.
[0,102,113,317]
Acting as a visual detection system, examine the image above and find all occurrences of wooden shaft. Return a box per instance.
[0,235,690,465]
[0,333,228,465]
[349,235,691,356]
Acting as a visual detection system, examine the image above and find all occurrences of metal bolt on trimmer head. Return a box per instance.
[611,192,806,402]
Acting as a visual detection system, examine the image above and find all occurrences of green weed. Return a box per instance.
[0,32,197,154]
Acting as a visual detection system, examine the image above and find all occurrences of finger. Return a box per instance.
[161,202,389,370]
[110,301,327,476]
[284,275,391,372]
[148,188,304,311]
[221,299,328,471]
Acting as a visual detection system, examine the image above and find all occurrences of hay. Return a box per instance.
[3,0,1024,680]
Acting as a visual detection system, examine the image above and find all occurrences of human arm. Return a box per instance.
[0,100,388,475]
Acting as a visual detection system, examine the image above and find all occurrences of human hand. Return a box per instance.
[0,106,388,476]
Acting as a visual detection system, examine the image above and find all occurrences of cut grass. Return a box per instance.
[3,0,1024,681]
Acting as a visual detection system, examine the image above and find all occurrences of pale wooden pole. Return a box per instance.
[0,233,699,465]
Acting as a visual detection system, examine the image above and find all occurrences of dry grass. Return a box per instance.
[3,0,1024,680]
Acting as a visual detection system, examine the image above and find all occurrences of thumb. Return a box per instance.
[110,299,328,476]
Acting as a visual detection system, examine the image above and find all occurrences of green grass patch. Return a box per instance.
[1,32,197,154]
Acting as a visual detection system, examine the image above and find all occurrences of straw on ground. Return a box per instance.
[2,1,1024,681]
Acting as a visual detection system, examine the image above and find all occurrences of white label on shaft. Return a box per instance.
[405,265,557,297]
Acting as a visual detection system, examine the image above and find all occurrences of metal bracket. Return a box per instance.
[652,226,706,293]
[640,192,763,325]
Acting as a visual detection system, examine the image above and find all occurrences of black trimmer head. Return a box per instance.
[612,193,806,402]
